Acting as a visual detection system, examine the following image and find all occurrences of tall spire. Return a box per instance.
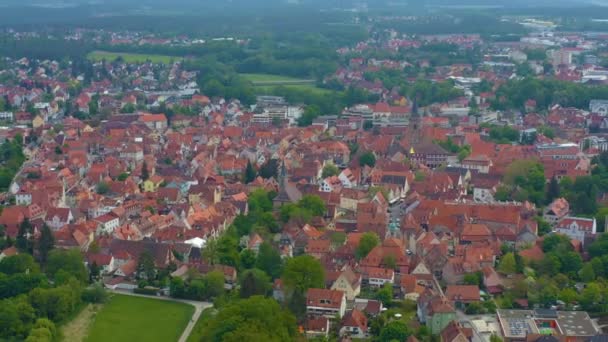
[408,93,421,145]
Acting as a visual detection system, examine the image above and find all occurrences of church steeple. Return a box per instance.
[408,94,421,144]
[273,160,290,207]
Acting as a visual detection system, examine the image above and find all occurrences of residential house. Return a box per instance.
[339,168,358,188]
[554,217,597,245]
[306,288,347,318]
[445,285,481,310]
[305,317,330,339]
[461,155,492,174]
[471,174,502,203]
[360,238,409,273]
[320,176,342,193]
[401,274,425,301]
[418,291,458,335]
[240,233,263,254]
[95,213,120,235]
[482,266,503,295]
[359,266,395,288]
[340,309,368,339]
[331,267,362,301]
[45,207,73,230]
[440,320,472,342]
[543,198,570,226]
[140,114,168,130]
[86,253,115,275]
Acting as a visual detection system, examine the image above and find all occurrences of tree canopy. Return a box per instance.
[200,296,297,342]
[282,255,324,294]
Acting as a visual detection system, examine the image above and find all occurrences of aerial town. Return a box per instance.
[2,1,608,342]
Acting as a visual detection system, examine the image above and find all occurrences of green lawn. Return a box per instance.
[87,51,181,64]
[240,73,311,83]
[254,84,335,96]
[85,294,194,342]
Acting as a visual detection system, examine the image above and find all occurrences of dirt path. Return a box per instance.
[61,304,102,342]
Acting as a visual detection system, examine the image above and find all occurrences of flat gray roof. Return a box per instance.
[496,309,597,338]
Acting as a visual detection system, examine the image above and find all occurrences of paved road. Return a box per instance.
[388,201,409,232]
[108,289,212,342]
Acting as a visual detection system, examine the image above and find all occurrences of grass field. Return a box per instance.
[240,73,312,83]
[87,51,181,64]
[254,84,335,96]
[85,295,194,342]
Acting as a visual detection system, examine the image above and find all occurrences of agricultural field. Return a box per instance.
[87,51,181,64]
[85,294,193,342]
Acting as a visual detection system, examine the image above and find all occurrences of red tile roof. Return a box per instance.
[445,285,481,302]
[306,288,345,309]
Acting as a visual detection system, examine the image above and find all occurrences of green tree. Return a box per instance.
[558,288,579,305]
[546,176,560,204]
[321,164,339,178]
[490,334,503,342]
[536,217,552,236]
[0,254,39,275]
[96,181,110,194]
[258,159,279,179]
[243,160,256,184]
[282,255,324,294]
[503,160,546,205]
[559,251,583,277]
[256,243,282,279]
[542,234,571,253]
[536,255,562,276]
[136,251,156,281]
[200,296,297,341]
[46,249,88,283]
[464,272,482,286]
[37,224,54,265]
[16,219,33,254]
[141,160,149,181]
[239,249,256,270]
[359,151,376,167]
[379,321,411,342]
[580,282,602,311]
[81,284,108,303]
[375,283,393,306]
[121,103,136,113]
[170,277,186,298]
[0,296,35,339]
[29,319,56,341]
[25,327,51,342]
[356,232,380,260]
[239,269,271,298]
[595,207,608,232]
[248,189,273,213]
[117,172,129,181]
[298,105,321,126]
[498,253,517,275]
[203,270,225,299]
[590,234,608,258]
[298,195,326,217]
